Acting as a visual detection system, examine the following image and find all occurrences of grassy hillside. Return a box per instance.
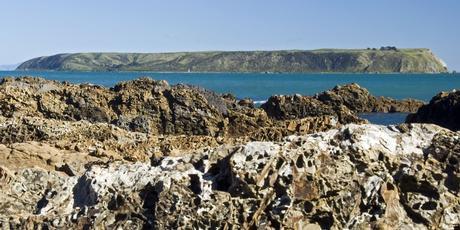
[17,49,448,73]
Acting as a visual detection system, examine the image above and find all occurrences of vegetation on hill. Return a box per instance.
[17,49,448,73]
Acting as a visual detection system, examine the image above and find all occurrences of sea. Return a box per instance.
[1,71,459,125]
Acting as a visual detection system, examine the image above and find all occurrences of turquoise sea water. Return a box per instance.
[359,112,410,126]
[1,71,459,124]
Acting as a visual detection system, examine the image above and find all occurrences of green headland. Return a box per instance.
[17,48,448,73]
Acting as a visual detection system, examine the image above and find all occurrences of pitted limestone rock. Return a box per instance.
[1,123,459,229]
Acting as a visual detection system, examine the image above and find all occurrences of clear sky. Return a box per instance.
[0,0,459,70]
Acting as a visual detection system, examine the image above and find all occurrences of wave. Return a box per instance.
[253,100,267,105]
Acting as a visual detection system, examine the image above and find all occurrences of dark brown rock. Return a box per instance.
[237,98,254,108]
[315,83,377,112]
[261,93,364,125]
[406,90,460,131]
[316,83,425,113]
[374,96,425,113]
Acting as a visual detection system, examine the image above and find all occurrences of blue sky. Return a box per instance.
[0,0,459,70]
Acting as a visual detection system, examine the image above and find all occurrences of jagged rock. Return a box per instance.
[0,77,227,136]
[1,124,458,229]
[406,90,460,131]
[315,83,378,112]
[261,83,424,127]
[249,116,341,141]
[0,113,339,162]
[1,77,423,141]
[261,93,364,125]
[0,77,368,141]
[374,97,424,113]
[237,98,255,108]
[1,76,456,229]
[0,115,227,163]
[0,115,155,161]
[316,83,424,113]
[1,76,116,122]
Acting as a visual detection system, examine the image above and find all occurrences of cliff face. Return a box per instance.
[17,49,448,73]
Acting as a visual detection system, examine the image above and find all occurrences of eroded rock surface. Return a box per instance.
[1,76,456,229]
[261,94,359,124]
[0,77,424,141]
[0,77,357,141]
[1,124,458,229]
[407,90,460,131]
[315,83,424,113]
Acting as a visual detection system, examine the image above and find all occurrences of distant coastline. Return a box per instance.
[16,48,448,73]
[4,70,455,75]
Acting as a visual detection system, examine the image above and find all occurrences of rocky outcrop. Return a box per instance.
[1,124,458,229]
[373,97,424,113]
[0,76,458,229]
[0,76,429,148]
[0,77,227,136]
[261,94,360,124]
[0,77,367,142]
[315,83,424,113]
[0,115,224,162]
[406,90,460,131]
[0,76,362,163]
[261,83,424,122]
